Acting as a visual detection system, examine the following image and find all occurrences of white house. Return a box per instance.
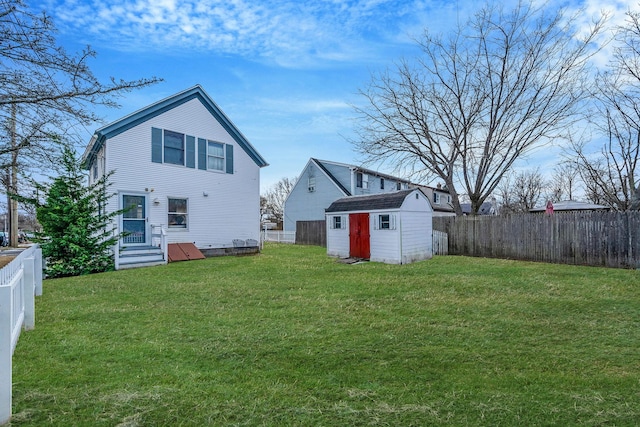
[325,188,433,264]
[286,158,453,232]
[81,85,268,268]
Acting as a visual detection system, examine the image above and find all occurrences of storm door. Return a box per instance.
[122,194,147,245]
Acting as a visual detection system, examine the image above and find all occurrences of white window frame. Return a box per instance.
[308,176,316,192]
[434,193,441,204]
[168,197,188,229]
[207,140,225,171]
[331,215,345,229]
[356,172,369,189]
[375,214,396,230]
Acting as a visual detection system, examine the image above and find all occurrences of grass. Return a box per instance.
[10,243,640,426]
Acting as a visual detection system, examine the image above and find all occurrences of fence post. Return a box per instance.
[34,247,42,297]
[0,285,12,425]
[23,258,35,331]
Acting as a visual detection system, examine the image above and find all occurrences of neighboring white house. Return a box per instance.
[284,158,436,232]
[81,85,268,268]
[325,188,434,264]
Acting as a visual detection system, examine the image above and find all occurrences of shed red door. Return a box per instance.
[349,213,370,259]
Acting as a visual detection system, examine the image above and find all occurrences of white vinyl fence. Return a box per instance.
[0,245,43,426]
[261,230,296,244]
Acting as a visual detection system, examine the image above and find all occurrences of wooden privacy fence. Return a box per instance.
[296,220,326,247]
[433,211,640,268]
[0,245,43,425]
[432,230,448,255]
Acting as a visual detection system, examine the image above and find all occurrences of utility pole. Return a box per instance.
[9,103,19,247]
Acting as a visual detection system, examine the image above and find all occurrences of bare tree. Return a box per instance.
[352,1,606,215]
[497,169,546,213]
[572,10,640,211]
[0,0,161,245]
[547,161,582,202]
[262,177,297,229]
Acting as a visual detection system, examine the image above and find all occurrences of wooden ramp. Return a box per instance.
[167,243,205,262]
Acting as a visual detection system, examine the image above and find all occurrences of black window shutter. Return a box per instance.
[151,127,162,163]
[226,144,234,174]
[186,136,195,168]
[197,138,207,170]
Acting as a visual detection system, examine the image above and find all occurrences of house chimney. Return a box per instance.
[437,183,442,189]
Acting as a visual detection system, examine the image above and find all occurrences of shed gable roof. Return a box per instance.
[325,189,420,213]
[81,84,268,169]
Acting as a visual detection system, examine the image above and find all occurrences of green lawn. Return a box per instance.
[11,244,640,426]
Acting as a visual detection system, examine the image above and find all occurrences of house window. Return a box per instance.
[356,172,369,189]
[396,182,401,190]
[92,164,98,181]
[168,197,188,229]
[380,178,385,190]
[332,215,343,229]
[164,130,185,165]
[308,176,316,192]
[434,193,441,204]
[207,141,225,171]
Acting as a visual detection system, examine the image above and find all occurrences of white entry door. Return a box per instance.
[122,194,147,245]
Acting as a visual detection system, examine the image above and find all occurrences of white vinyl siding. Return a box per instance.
[104,97,261,248]
[283,161,347,232]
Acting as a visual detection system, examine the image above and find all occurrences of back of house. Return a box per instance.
[81,85,268,266]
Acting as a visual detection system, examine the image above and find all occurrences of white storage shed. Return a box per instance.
[325,188,433,264]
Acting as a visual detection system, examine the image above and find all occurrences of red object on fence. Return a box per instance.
[545,201,554,215]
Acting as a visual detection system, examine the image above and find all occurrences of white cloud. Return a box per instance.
[37,0,434,67]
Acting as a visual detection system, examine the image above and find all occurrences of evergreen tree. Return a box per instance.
[30,145,122,277]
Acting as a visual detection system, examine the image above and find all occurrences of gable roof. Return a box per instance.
[310,158,351,195]
[325,189,423,213]
[309,158,415,197]
[81,84,268,169]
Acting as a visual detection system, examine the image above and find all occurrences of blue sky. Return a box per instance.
[34,0,636,192]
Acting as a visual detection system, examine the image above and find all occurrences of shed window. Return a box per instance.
[376,214,396,230]
[168,197,188,229]
[331,215,344,229]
